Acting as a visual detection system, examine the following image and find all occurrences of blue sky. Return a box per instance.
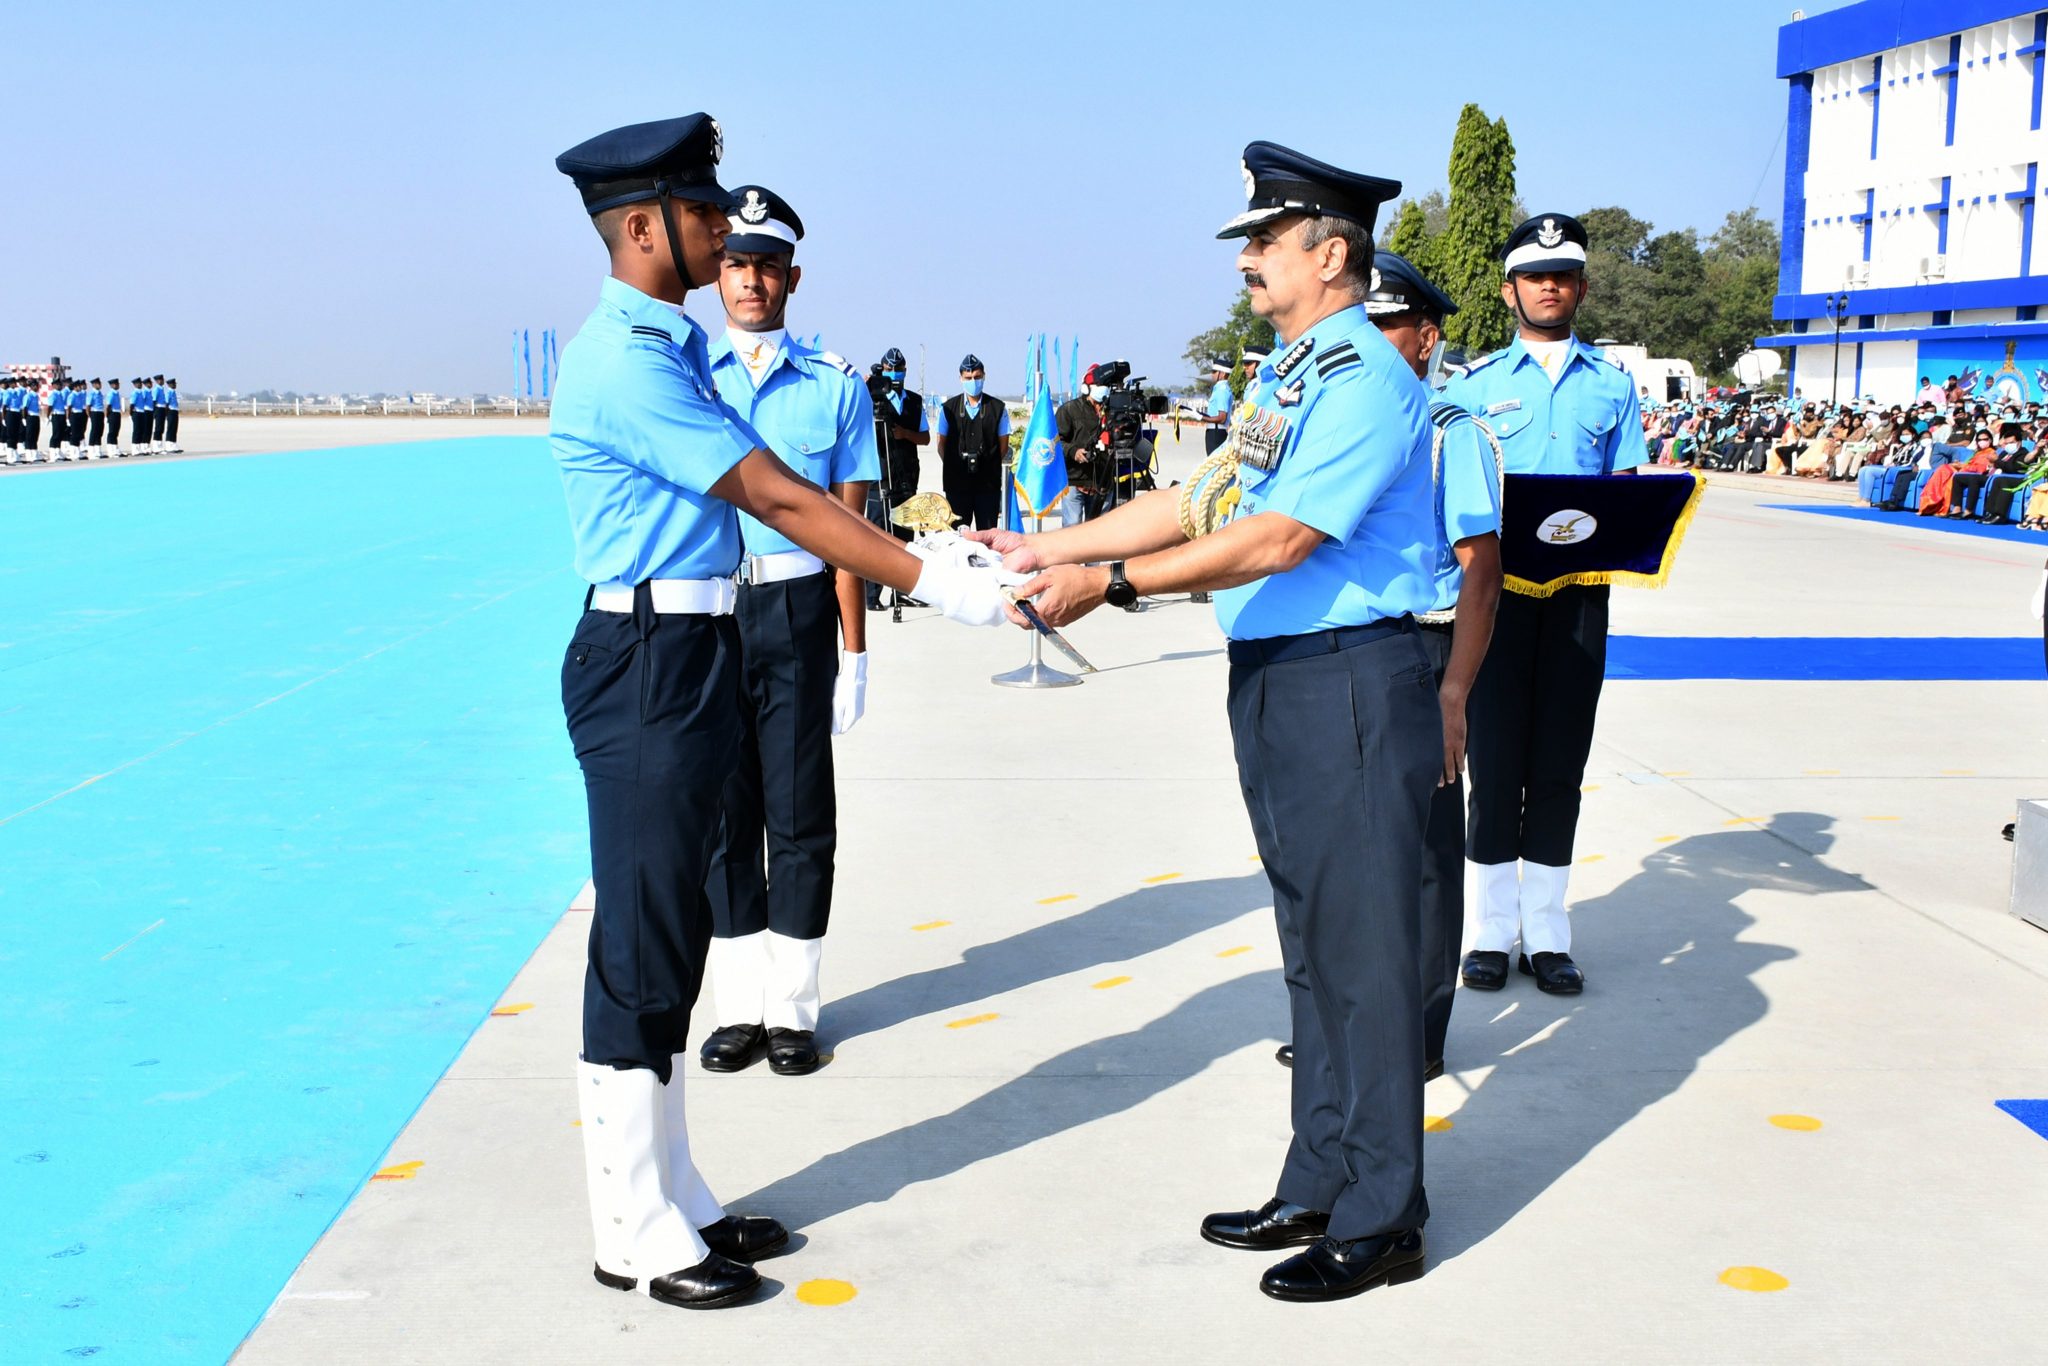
[0,0,1816,397]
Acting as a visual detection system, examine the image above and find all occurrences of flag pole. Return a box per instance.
[991,514,1081,689]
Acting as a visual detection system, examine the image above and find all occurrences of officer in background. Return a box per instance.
[934,354,1011,530]
[87,377,106,457]
[1200,357,1234,454]
[550,114,1008,1311]
[976,141,1439,1303]
[22,379,42,460]
[131,377,153,455]
[2,378,19,463]
[1442,212,1646,997]
[698,184,878,1079]
[107,377,124,456]
[50,380,72,460]
[70,381,89,456]
[162,378,182,453]
[874,345,925,516]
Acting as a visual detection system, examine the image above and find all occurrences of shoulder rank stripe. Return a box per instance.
[1461,349,1503,374]
[1428,400,1474,429]
[1314,342,1360,378]
[1271,335,1316,380]
[818,350,859,378]
[629,325,674,344]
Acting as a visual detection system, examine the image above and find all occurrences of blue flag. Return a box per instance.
[1011,387,1068,523]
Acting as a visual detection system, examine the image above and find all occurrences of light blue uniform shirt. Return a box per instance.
[1205,377,1232,418]
[1213,304,1436,641]
[163,387,178,411]
[88,388,105,412]
[931,395,1012,439]
[107,388,121,413]
[51,389,69,415]
[132,387,152,413]
[1425,403,1504,614]
[707,332,881,557]
[23,389,39,416]
[550,276,763,587]
[1,389,17,412]
[1440,334,1647,475]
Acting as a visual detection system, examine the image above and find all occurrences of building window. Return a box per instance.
[1933,309,1953,325]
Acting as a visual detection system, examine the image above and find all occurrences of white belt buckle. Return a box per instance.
[742,554,766,586]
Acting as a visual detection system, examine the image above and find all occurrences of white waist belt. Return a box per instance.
[741,549,826,585]
[590,578,738,616]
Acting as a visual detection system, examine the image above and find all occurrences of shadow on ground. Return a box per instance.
[826,872,1274,1047]
[746,968,1284,1230]
[1427,812,1867,1262]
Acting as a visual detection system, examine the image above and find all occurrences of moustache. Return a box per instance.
[1243,272,1265,288]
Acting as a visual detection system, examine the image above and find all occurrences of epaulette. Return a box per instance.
[1461,349,1503,374]
[1428,399,1476,429]
[815,349,859,378]
[1314,340,1360,380]
[629,324,674,346]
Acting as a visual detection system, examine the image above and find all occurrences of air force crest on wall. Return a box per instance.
[740,190,769,224]
[1536,217,1564,249]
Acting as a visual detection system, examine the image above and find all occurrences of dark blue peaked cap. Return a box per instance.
[1365,251,1459,320]
[724,185,804,255]
[1217,140,1401,240]
[556,114,734,214]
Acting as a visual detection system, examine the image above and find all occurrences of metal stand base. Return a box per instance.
[992,657,1081,688]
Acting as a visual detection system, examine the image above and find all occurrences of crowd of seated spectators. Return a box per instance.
[1639,377,2048,530]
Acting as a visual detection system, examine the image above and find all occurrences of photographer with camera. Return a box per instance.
[868,347,926,530]
[1056,361,1157,524]
[934,353,1011,530]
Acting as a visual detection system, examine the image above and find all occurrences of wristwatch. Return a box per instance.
[1104,561,1138,608]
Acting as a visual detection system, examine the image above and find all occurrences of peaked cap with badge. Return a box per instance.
[1216,141,1402,240]
[1364,250,1459,321]
[1501,212,1588,276]
[724,184,804,256]
[557,113,737,291]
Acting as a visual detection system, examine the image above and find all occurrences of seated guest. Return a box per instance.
[1956,429,2036,523]
[1920,431,1994,516]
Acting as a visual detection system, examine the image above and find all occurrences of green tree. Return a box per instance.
[1698,209,1782,379]
[1383,198,1437,274]
[1437,105,1517,355]
[1378,189,1448,249]
[1181,287,1276,394]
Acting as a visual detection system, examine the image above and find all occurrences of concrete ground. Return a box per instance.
[22,421,2048,1363]
[225,423,2048,1363]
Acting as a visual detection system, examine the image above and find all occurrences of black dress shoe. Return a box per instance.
[1259,1229,1425,1303]
[699,1023,767,1072]
[1518,951,1585,995]
[1460,950,1509,990]
[1201,1197,1330,1251]
[592,1252,762,1308]
[699,1214,789,1262]
[766,1028,821,1075]
[1276,1044,1293,1068]
[1424,1058,1444,1082]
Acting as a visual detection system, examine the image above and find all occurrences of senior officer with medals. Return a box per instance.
[1273,251,1504,1080]
[550,114,1011,1311]
[697,185,879,1079]
[972,142,1440,1302]
[1441,212,1646,997]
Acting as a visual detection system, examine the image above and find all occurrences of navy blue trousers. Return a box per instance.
[1230,623,1439,1241]
[706,572,839,943]
[1416,622,1464,1070]
[563,593,742,1085]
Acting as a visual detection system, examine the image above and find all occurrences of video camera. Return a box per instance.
[1085,359,1169,512]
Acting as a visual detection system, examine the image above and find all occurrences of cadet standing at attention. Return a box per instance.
[130,377,153,455]
[698,184,879,1079]
[2,378,19,463]
[161,377,181,453]
[49,381,71,460]
[106,377,124,456]
[87,377,106,457]
[549,113,1009,1312]
[1441,213,1645,997]
[1200,357,1234,454]
[974,142,1440,1303]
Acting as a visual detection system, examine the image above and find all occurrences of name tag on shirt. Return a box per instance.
[1486,400,1521,416]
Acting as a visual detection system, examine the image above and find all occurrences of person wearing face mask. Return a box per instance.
[872,345,927,524]
[697,184,881,1081]
[1054,366,1113,522]
[934,354,1011,530]
[1948,425,2029,521]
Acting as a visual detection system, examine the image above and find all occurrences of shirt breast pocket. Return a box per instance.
[1488,409,1533,446]
[779,423,839,482]
[1575,406,1619,471]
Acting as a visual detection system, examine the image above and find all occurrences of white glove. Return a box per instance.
[912,559,1011,628]
[913,531,1024,580]
[832,651,868,735]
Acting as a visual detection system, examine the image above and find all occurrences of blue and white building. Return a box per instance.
[1765,1,2048,405]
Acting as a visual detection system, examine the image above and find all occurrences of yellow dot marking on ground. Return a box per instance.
[1654,835,1681,844]
[1863,815,1902,822]
[1719,1266,1789,1293]
[1092,976,1132,990]
[371,1161,423,1182]
[1578,854,1606,864]
[911,920,952,932]
[1721,817,1762,827]
[1423,1116,1454,1133]
[1248,854,1262,862]
[571,1120,581,1127]
[489,1002,533,1017]
[1581,783,1601,792]
[1143,872,1182,884]
[1036,894,1077,905]
[1769,1114,1823,1132]
[797,1279,858,1307]
[1216,945,1254,958]
[1659,770,1692,778]
[946,1013,999,1029]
